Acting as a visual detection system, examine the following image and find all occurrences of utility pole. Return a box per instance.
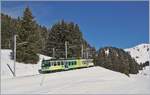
[81,44,83,58]
[14,34,16,77]
[65,41,67,59]
[52,48,55,58]
[86,48,89,59]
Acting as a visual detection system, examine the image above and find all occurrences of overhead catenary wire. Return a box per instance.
[47,39,92,59]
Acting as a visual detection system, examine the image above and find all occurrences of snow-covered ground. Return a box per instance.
[125,43,150,64]
[1,49,51,79]
[1,44,150,94]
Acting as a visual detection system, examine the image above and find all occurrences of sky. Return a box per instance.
[1,1,149,50]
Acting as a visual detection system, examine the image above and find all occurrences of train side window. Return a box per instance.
[61,61,64,65]
[72,61,74,65]
[54,62,56,66]
[74,61,76,65]
[58,61,60,66]
[75,61,77,65]
[49,62,51,66]
[68,61,70,65]
[70,61,72,65]
[51,62,52,66]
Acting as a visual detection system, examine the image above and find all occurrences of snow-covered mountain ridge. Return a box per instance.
[125,43,150,64]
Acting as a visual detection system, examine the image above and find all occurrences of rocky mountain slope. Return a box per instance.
[125,43,150,64]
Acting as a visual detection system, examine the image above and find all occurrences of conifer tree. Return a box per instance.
[95,47,139,75]
[16,7,39,64]
[45,20,95,59]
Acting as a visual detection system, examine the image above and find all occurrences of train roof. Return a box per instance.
[42,58,93,61]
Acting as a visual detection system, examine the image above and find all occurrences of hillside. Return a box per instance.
[1,49,150,94]
[1,49,51,79]
[95,47,139,75]
[1,12,96,64]
[125,43,150,64]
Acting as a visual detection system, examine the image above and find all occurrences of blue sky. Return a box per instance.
[1,1,149,49]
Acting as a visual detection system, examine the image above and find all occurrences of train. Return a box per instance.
[40,58,94,73]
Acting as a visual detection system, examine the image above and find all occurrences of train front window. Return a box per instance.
[42,61,49,67]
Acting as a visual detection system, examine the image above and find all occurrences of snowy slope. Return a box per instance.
[1,49,51,79]
[125,43,150,64]
[1,49,150,94]
[1,66,150,94]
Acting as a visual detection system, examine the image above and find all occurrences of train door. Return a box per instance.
[64,60,69,70]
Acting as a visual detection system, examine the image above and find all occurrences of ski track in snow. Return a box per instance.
[1,48,150,94]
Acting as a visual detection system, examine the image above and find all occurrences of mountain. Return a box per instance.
[95,47,139,75]
[125,43,150,64]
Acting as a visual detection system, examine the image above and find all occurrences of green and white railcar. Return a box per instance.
[41,58,94,72]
